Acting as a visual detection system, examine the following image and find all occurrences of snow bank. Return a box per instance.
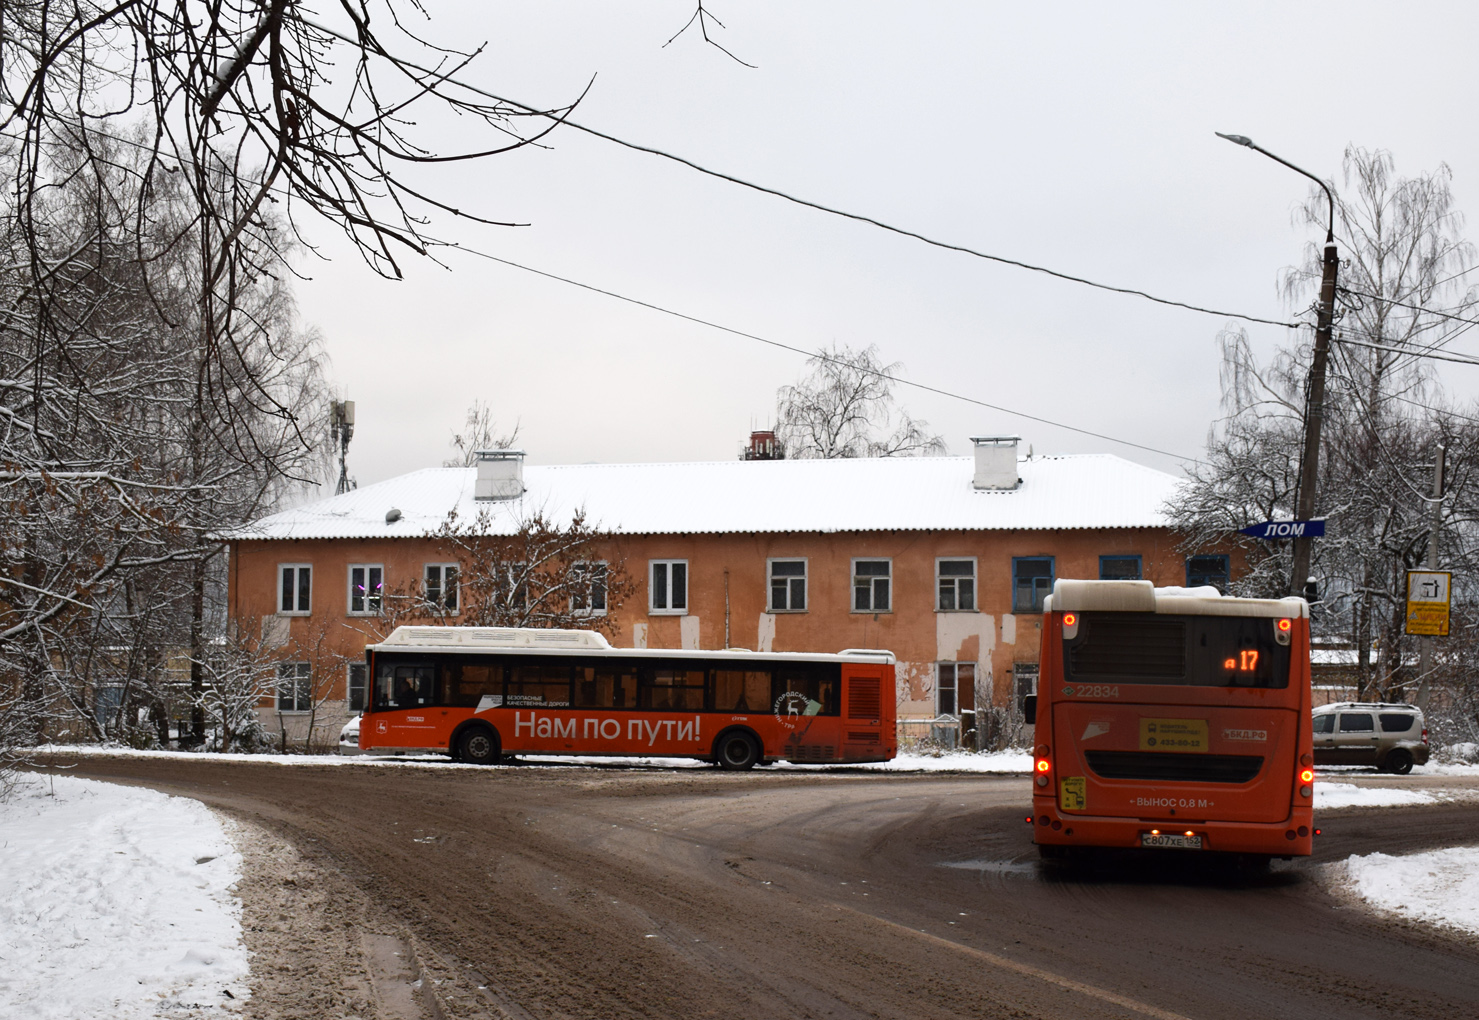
[1314,781,1437,809]
[0,775,248,1019]
[1342,846,1479,936]
[34,743,1034,773]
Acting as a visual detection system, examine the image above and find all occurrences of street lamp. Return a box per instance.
[1217,132,1339,599]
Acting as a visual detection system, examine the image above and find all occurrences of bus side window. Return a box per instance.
[391,666,435,708]
[773,665,841,716]
[714,670,770,712]
[573,666,637,709]
[507,663,571,707]
[641,669,705,712]
[445,663,499,707]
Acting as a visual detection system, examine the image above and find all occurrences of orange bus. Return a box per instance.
[1026,580,1314,860]
[359,625,897,769]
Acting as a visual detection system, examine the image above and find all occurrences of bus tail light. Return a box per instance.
[1062,613,1080,639]
[1034,758,1051,787]
[1300,768,1314,784]
[1275,617,1292,645]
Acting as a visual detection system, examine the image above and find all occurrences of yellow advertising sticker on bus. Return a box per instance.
[1059,776,1086,811]
[1139,718,1208,752]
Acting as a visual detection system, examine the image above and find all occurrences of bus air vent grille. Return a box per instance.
[847,732,881,744]
[787,745,837,762]
[1084,751,1264,784]
[848,678,882,720]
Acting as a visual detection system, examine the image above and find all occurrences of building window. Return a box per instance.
[572,562,608,616]
[277,662,312,712]
[769,559,807,612]
[347,663,368,713]
[278,564,311,615]
[1012,556,1054,613]
[937,558,976,612]
[650,560,688,615]
[1186,554,1230,592]
[937,662,973,717]
[852,559,891,613]
[424,564,459,613]
[348,565,383,615]
[1099,555,1142,580]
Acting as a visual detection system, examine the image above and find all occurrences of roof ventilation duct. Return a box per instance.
[970,436,1021,490]
[474,449,525,501]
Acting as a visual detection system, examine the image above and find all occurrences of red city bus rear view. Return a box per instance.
[1029,579,1314,860]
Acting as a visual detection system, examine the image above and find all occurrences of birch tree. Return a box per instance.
[775,344,946,459]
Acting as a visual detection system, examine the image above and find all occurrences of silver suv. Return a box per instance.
[1312,702,1429,774]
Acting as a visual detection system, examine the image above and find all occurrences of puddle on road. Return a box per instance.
[941,858,1038,876]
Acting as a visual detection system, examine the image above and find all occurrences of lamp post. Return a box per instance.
[1217,133,1339,599]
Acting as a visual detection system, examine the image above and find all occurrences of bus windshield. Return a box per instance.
[1063,612,1290,689]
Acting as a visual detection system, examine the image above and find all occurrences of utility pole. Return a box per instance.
[1415,443,1445,711]
[1217,133,1338,598]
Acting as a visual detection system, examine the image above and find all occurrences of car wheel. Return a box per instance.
[460,727,500,765]
[715,731,760,771]
[1384,748,1414,775]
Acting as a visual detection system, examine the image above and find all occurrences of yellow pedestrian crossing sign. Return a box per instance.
[1405,570,1452,637]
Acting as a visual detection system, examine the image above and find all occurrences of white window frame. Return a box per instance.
[768,557,808,613]
[936,557,977,612]
[936,662,960,718]
[424,563,460,615]
[347,662,368,713]
[649,559,689,616]
[571,561,609,617]
[851,558,892,614]
[277,662,313,713]
[278,563,312,616]
[347,564,384,616]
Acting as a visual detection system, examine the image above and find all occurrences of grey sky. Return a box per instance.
[292,2,1479,488]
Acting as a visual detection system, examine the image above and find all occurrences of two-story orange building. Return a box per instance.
[226,436,1216,749]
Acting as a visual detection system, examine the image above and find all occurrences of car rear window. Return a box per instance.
[1339,713,1375,732]
[1379,713,1416,733]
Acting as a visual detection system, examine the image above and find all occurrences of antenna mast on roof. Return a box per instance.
[331,400,357,494]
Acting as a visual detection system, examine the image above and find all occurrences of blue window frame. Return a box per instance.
[1099,555,1142,580]
[1012,556,1054,613]
[1186,554,1230,592]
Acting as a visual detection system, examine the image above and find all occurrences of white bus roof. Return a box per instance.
[1043,579,1308,619]
[368,626,897,664]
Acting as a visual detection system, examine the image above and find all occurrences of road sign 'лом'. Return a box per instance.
[1405,570,1452,637]
[1237,519,1326,539]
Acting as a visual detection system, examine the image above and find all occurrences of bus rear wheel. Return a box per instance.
[715,731,760,771]
[459,727,500,766]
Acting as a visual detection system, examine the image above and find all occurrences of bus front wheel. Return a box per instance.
[460,727,501,766]
[715,731,760,771]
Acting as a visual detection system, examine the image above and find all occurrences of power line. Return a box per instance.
[302,17,1299,331]
[1339,286,1479,329]
[452,244,1203,463]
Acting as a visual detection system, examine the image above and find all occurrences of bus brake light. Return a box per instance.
[1277,618,1292,632]
[1034,758,1051,787]
[1299,768,1314,784]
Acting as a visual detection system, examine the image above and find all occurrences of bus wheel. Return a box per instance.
[1384,748,1414,775]
[460,727,500,766]
[715,731,760,771]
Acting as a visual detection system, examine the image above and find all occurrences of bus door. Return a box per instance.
[841,665,886,759]
[370,660,440,746]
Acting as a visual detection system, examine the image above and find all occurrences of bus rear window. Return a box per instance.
[1065,613,1290,688]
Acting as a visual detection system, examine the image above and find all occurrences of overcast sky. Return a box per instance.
[291,2,1479,489]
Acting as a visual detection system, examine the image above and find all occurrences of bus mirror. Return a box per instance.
[1023,695,1037,725]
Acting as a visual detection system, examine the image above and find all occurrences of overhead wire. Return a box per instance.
[301,16,1299,330]
[451,244,1204,462]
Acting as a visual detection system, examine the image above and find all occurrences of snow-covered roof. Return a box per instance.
[225,454,1184,541]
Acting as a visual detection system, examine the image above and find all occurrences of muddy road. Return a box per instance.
[45,756,1479,1020]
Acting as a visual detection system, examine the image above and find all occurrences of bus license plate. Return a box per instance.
[1141,833,1203,850]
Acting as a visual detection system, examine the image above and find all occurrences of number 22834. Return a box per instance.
[1070,685,1120,699]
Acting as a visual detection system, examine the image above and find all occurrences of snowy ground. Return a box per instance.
[0,776,248,1020]
[32,742,1034,773]
[1338,847,1479,937]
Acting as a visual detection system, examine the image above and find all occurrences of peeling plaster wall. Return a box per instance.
[1001,613,1017,647]
[936,612,995,663]
[756,613,776,653]
[631,622,647,649]
[680,616,701,650]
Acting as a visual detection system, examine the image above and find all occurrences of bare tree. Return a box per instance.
[444,401,520,468]
[1171,146,1479,716]
[775,343,946,459]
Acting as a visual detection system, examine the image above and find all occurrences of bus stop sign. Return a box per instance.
[1405,570,1452,637]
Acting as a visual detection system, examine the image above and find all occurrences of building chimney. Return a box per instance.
[970,436,1021,490]
[741,430,784,461]
[474,449,525,501]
